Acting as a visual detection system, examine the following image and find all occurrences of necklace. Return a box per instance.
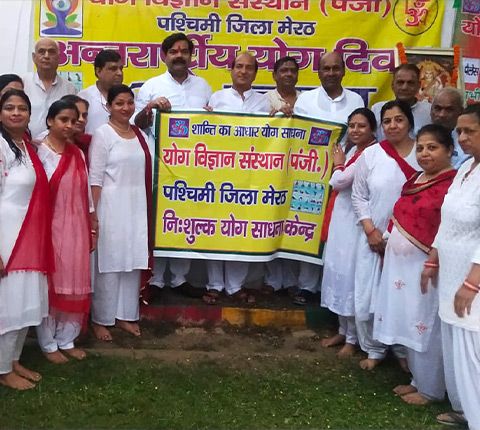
[108,120,131,134]
[44,137,64,154]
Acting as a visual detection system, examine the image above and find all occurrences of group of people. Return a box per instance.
[0,30,478,430]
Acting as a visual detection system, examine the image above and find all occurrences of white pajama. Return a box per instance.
[150,257,190,288]
[339,316,357,345]
[92,270,141,326]
[0,327,28,374]
[264,259,297,291]
[407,316,445,400]
[298,262,320,292]
[441,321,463,413]
[36,316,81,353]
[206,260,249,295]
[356,318,406,360]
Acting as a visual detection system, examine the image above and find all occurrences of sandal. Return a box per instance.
[202,290,221,305]
[293,289,315,306]
[260,285,275,295]
[230,289,255,304]
[436,412,468,427]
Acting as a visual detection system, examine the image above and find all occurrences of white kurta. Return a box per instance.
[435,158,480,331]
[374,226,438,351]
[89,124,149,273]
[78,84,110,135]
[351,143,420,321]
[0,138,48,335]
[320,147,362,317]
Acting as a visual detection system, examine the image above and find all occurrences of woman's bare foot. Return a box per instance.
[337,343,356,358]
[62,348,87,360]
[43,350,69,364]
[115,320,141,337]
[393,384,417,396]
[92,323,113,342]
[0,372,35,390]
[12,361,41,382]
[401,392,431,405]
[320,334,346,348]
[359,358,382,370]
[397,357,410,373]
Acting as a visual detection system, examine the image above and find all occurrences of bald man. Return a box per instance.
[23,38,76,138]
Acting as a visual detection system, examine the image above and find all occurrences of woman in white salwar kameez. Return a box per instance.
[320,108,377,358]
[89,85,152,342]
[0,90,53,390]
[373,124,456,405]
[422,104,480,430]
[352,100,420,370]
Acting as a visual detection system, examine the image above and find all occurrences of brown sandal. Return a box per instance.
[203,290,221,305]
[230,289,255,304]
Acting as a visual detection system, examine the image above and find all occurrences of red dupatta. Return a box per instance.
[379,139,417,179]
[320,142,374,242]
[48,143,91,320]
[73,133,92,167]
[5,143,54,274]
[131,126,153,300]
[390,169,456,253]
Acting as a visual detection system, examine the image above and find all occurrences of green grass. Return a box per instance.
[0,344,449,429]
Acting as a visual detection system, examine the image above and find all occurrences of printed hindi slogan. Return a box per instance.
[153,112,346,264]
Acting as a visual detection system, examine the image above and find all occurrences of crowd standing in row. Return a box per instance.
[0,32,479,430]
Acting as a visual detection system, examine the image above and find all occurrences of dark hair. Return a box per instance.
[273,56,299,73]
[0,89,31,161]
[161,33,194,55]
[462,103,480,123]
[380,99,415,131]
[348,107,377,132]
[417,124,454,149]
[107,84,134,105]
[94,49,122,70]
[393,63,420,80]
[46,99,79,129]
[61,94,89,109]
[231,52,259,72]
[0,74,23,93]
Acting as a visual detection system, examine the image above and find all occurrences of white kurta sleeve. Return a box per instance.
[351,152,372,222]
[88,128,109,187]
[329,162,356,191]
[0,142,6,193]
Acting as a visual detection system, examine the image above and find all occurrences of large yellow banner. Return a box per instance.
[35,0,445,106]
[154,112,345,263]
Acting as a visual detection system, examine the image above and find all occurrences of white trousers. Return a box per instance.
[441,321,463,412]
[444,322,480,430]
[92,270,140,326]
[264,259,297,290]
[150,257,190,288]
[339,315,357,345]
[407,316,445,400]
[0,327,28,374]
[356,317,406,360]
[206,260,249,295]
[36,316,81,353]
[298,262,320,292]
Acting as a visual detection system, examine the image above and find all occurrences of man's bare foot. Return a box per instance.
[401,392,431,405]
[92,323,113,342]
[320,334,346,348]
[337,343,356,358]
[359,358,382,370]
[12,361,41,382]
[62,348,87,360]
[43,350,69,364]
[0,372,35,390]
[393,384,417,396]
[397,357,410,373]
[115,320,141,337]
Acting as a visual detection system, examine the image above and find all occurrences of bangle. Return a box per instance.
[463,280,480,293]
[91,229,97,236]
[423,261,439,269]
[365,227,376,236]
[333,164,345,172]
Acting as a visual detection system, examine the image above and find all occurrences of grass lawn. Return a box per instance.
[0,343,449,429]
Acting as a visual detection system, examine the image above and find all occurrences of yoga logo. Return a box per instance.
[40,0,83,37]
[168,118,190,138]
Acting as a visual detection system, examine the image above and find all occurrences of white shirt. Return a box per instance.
[78,84,110,135]
[208,87,270,113]
[294,86,364,124]
[23,72,77,139]
[266,89,301,111]
[371,99,431,141]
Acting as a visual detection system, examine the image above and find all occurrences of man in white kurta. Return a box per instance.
[78,49,123,134]
[23,38,76,138]
[134,33,212,295]
[371,64,431,142]
[206,52,269,298]
[293,51,364,303]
